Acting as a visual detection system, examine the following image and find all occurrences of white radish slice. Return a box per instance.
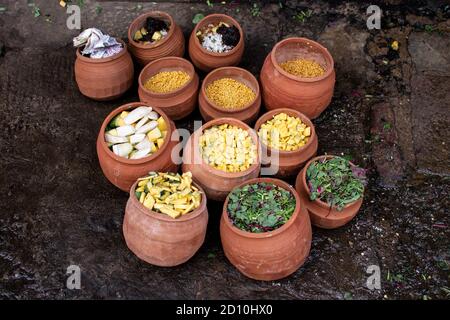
[135,137,152,150]
[136,121,158,134]
[112,143,133,157]
[129,133,146,144]
[130,148,151,160]
[105,134,128,144]
[115,125,135,137]
[124,106,152,125]
[134,116,149,130]
[147,111,159,120]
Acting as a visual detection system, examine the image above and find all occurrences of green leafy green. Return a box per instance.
[192,13,205,24]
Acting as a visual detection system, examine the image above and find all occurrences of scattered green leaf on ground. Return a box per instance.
[206,0,213,7]
[207,253,216,259]
[251,3,261,17]
[383,122,392,130]
[192,13,205,24]
[294,10,312,23]
[95,5,102,15]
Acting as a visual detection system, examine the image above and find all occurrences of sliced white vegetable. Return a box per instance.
[129,133,146,144]
[107,129,118,136]
[115,125,135,137]
[112,143,133,157]
[130,148,151,160]
[135,137,152,150]
[136,121,158,134]
[124,106,152,125]
[134,116,149,130]
[147,111,159,120]
[105,134,128,144]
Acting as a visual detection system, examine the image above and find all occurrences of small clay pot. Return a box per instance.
[295,155,364,229]
[182,118,261,201]
[127,11,185,66]
[220,177,312,281]
[138,57,199,120]
[260,37,335,119]
[254,108,318,178]
[123,179,208,267]
[188,14,244,72]
[96,102,179,192]
[74,39,134,101]
[199,67,261,125]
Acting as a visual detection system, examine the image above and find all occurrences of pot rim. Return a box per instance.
[200,66,260,113]
[76,38,128,63]
[129,177,207,222]
[254,108,316,155]
[222,177,301,238]
[300,154,363,209]
[271,37,334,83]
[138,57,197,98]
[99,102,173,165]
[190,117,261,178]
[191,13,244,57]
[127,11,176,49]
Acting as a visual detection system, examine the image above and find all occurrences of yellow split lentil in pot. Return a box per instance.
[279,59,325,78]
[205,78,256,109]
[144,70,191,93]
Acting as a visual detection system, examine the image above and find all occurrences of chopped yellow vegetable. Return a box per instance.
[157,117,167,131]
[147,127,162,142]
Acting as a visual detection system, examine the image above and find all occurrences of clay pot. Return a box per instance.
[220,177,312,281]
[96,102,179,192]
[188,14,244,72]
[182,118,261,201]
[260,37,335,119]
[295,155,364,229]
[74,39,134,101]
[199,67,261,125]
[254,108,318,178]
[138,57,199,120]
[127,11,185,66]
[123,179,208,267]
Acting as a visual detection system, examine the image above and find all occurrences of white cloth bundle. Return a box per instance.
[73,28,123,59]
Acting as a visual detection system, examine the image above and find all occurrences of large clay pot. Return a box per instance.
[295,155,364,229]
[188,14,244,72]
[199,67,261,125]
[260,37,335,119]
[75,39,134,101]
[96,102,179,192]
[220,177,312,281]
[182,118,261,201]
[254,108,318,178]
[127,11,185,66]
[138,57,199,120]
[123,179,208,267]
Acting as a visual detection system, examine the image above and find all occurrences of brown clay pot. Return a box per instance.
[260,37,335,119]
[188,14,244,72]
[96,102,179,192]
[127,11,185,66]
[199,67,261,125]
[254,108,318,178]
[295,155,364,229]
[138,57,199,120]
[182,118,261,201]
[74,39,134,101]
[220,177,312,281]
[123,179,208,267]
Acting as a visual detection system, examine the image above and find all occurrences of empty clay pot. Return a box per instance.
[123,179,208,267]
[260,37,335,119]
[295,155,364,229]
[127,11,185,66]
[188,14,244,72]
[254,108,318,178]
[138,57,199,120]
[96,102,179,192]
[220,177,312,281]
[75,39,134,101]
[182,118,261,201]
[199,67,261,125]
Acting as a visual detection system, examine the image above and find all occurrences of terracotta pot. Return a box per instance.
[182,118,261,201]
[123,179,208,267]
[188,14,244,72]
[199,67,261,125]
[295,155,364,229]
[138,57,199,120]
[74,39,134,101]
[260,37,335,119]
[254,108,318,178]
[96,102,179,192]
[127,11,185,66]
[220,177,312,281]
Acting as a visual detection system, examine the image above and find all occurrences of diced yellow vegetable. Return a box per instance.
[147,127,162,142]
[157,117,167,131]
[156,138,164,148]
[143,194,155,210]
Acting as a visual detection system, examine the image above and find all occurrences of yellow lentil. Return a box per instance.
[280,59,325,78]
[205,78,256,109]
[258,113,311,151]
[144,70,190,93]
[199,124,257,172]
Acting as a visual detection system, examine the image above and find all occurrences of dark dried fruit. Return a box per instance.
[145,17,168,37]
[217,25,240,47]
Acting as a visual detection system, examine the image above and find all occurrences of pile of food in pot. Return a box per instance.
[133,17,169,44]
[196,21,240,53]
[144,70,191,93]
[104,106,168,159]
[280,58,325,78]
[205,78,256,109]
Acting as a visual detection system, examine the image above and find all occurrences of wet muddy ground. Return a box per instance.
[0,0,449,299]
